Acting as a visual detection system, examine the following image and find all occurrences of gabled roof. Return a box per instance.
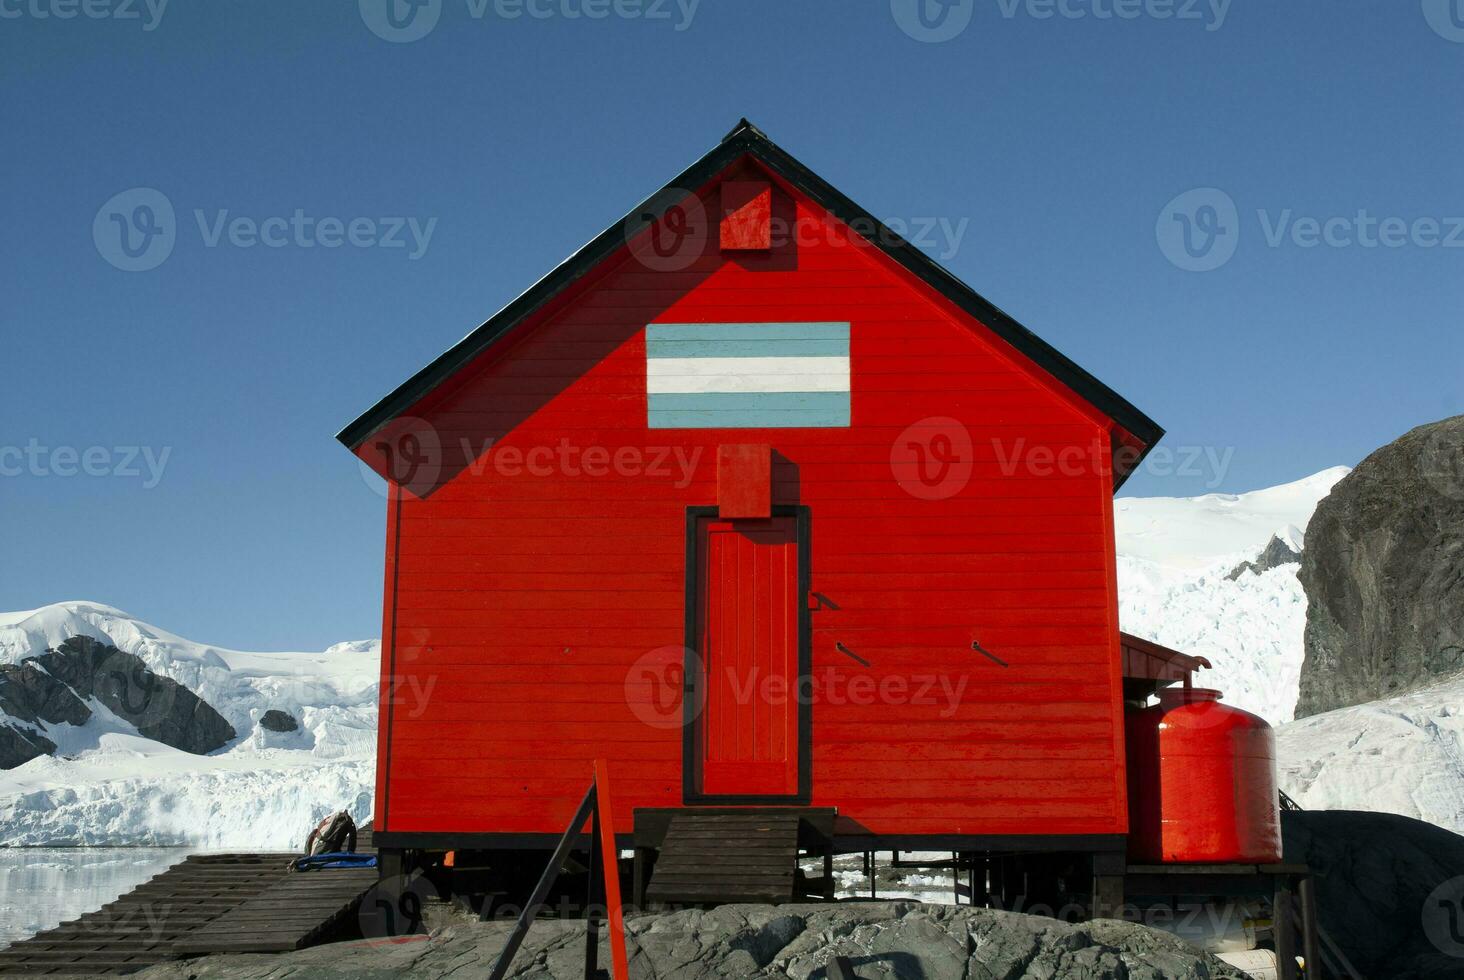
[337,119,1163,485]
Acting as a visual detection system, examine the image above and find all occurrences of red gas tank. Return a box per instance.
[1126,688,1282,864]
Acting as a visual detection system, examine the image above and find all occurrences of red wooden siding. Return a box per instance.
[373,163,1129,840]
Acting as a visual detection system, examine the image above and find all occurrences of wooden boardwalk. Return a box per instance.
[173,864,378,956]
[0,840,379,975]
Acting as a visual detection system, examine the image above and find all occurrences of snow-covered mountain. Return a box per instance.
[1116,466,1350,724]
[0,603,377,849]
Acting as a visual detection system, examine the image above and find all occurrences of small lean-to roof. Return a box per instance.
[1120,632,1213,683]
[337,119,1164,486]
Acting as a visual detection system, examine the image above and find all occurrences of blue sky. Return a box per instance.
[3,1,1461,649]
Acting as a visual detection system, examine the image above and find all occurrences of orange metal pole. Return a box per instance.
[593,759,630,980]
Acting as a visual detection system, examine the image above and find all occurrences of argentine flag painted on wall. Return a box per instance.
[645,323,851,429]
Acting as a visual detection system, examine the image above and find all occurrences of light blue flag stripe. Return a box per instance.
[647,322,850,343]
[647,338,849,359]
[648,391,850,429]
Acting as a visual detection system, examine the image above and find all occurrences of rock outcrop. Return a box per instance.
[1283,809,1464,980]
[139,902,1246,980]
[1295,415,1464,717]
[38,636,237,753]
[0,723,57,769]
[258,709,299,733]
[1225,532,1302,580]
[0,659,93,767]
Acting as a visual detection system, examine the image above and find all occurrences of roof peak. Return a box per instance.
[722,117,769,143]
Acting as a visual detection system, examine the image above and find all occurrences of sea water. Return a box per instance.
[0,848,192,945]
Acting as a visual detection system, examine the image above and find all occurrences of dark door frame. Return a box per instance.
[682,504,813,805]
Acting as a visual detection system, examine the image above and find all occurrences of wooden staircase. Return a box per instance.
[0,823,381,975]
[641,808,835,906]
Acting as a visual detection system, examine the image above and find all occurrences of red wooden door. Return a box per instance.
[693,516,801,798]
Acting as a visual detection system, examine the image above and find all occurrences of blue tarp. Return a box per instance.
[293,852,378,872]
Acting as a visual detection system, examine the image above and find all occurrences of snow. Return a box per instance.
[1276,673,1464,834]
[1113,466,1348,572]
[1114,466,1349,725]
[0,603,377,849]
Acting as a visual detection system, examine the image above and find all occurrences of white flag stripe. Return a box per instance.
[649,373,850,395]
[647,356,850,395]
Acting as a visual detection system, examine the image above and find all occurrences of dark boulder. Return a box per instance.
[0,722,56,769]
[0,660,91,727]
[1295,415,1464,717]
[31,636,235,754]
[1226,533,1302,580]
[0,659,94,769]
[1283,809,1464,980]
[258,709,299,733]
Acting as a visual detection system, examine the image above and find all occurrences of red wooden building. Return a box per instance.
[341,120,1184,902]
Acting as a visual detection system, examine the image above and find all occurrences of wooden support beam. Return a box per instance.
[1274,880,1298,980]
[1298,874,1320,980]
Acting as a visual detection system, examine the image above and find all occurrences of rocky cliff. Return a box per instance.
[1295,415,1464,717]
[0,635,236,768]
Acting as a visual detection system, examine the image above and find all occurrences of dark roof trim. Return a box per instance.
[337,119,1164,485]
[1120,631,1213,677]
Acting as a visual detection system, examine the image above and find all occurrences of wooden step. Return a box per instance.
[645,810,806,906]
